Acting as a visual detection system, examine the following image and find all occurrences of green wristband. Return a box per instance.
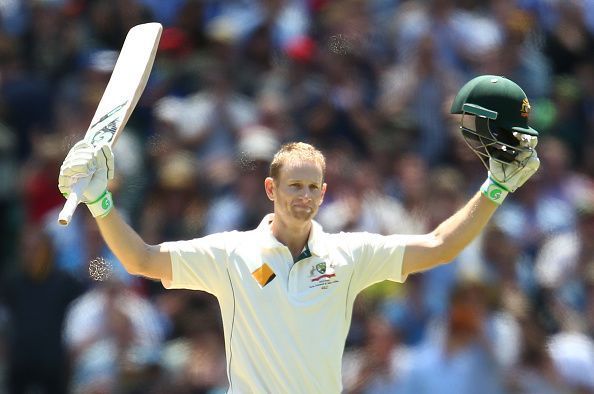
[86,190,114,218]
[480,177,509,205]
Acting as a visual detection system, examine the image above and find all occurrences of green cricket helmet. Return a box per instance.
[451,75,538,168]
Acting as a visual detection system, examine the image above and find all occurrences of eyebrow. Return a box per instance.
[286,179,321,184]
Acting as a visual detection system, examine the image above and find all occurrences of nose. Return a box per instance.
[299,188,312,201]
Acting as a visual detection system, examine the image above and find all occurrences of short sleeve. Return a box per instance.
[160,232,231,296]
[339,232,408,293]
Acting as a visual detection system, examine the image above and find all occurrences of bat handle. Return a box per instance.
[58,177,89,226]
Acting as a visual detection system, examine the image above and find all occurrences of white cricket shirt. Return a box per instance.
[162,214,407,393]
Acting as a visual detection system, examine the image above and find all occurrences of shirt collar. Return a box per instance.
[256,214,328,257]
[307,218,328,257]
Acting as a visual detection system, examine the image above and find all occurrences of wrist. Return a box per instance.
[86,190,113,218]
[480,177,508,205]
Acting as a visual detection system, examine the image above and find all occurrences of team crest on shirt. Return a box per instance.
[309,261,338,289]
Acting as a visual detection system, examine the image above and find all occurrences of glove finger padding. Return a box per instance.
[489,149,540,192]
[58,173,75,192]
[58,173,92,196]
[60,142,95,176]
[59,142,93,195]
[512,154,540,190]
[58,141,112,203]
[64,141,94,162]
[69,140,91,152]
[513,132,538,149]
[60,160,95,178]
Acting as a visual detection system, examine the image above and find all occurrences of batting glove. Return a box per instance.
[58,141,115,217]
[481,133,540,205]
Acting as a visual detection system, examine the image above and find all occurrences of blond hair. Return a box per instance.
[269,142,326,181]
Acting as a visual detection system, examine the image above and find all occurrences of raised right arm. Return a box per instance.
[96,208,171,281]
[58,141,171,282]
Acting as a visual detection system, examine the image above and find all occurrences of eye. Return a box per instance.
[310,184,319,190]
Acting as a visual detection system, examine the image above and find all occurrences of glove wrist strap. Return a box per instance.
[481,177,509,205]
[86,190,113,218]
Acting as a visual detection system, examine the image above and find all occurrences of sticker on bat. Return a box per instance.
[88,101,128,146]
[91,101,128,129]
[90,120,119,145]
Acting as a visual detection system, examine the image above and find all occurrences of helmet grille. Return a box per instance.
[459,113,532,182]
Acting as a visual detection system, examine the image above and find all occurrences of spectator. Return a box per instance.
[392,0,502,72]
[510,316,568,394]
[542,0,594,76]
[160,310,227,393]
[139,150,208,242]
[397,280,505,394]
[205,126,281,233]
[585,266,594,338]
[63,278,165,392]
[342,314,410,393]
[548,330,594,392]
[0,224,84,394]
[0,122,19,272]
[20,134,64,225]
[0,1,593,391]
[534,186,594,313]
[480,224,536,315]
[154,62,257,164]
[380,275,431,347]
[378,33,461,164]
[317,159,423,235]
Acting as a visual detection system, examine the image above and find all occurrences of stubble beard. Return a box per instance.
[290,206,315,221]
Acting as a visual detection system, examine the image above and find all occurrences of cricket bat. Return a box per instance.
[58,22,162,226]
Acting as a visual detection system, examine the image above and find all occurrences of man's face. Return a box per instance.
[266,160,326,223]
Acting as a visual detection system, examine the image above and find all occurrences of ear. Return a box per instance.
[320,182,327,205]
[264,177,275,201]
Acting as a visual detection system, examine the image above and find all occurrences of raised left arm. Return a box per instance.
[401,192,497,277]
[400,136,540,278]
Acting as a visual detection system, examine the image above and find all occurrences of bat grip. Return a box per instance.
[58,177,90,226]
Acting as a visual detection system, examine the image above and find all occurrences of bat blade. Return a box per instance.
[58,22,162,226]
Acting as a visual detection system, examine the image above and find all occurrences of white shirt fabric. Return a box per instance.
[162,214,407,393]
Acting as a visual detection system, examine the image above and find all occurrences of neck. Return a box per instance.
[271,215,311,259]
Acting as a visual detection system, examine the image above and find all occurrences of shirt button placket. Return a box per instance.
[287,251,299,295]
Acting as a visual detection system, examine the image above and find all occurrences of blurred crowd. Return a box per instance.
[1,0,594,393]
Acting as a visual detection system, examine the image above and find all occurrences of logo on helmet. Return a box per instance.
[520,98,531,118]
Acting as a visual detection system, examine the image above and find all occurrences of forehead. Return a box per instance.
[278,160,323,181]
